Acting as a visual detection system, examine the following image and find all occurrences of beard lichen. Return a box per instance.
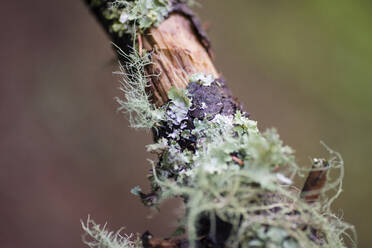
[81,216,142,248]
[114,47,165,129]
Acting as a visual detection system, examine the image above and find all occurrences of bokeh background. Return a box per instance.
[1,0,371,247]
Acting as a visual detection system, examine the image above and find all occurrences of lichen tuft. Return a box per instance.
[114,46,165,129]
[105,0,171,36]
[81,216,142,248]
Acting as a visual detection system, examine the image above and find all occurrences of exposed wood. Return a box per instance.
[84,0,218,106]
[143,14,219,105]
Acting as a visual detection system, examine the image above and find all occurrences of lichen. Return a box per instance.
[81,216,142,248]
[92,0,200,37]
[153,135,356,247]
[138,73,356,247]
[84,0,357,246]
[166,87,192,125]
[189,72,215,86]
[114,46,165,129]
[104,0,171,36]
[84,26,356,245]
[84,57,356,246]
[103,63,358,246]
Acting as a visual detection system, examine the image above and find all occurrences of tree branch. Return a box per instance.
[82,1,355,247]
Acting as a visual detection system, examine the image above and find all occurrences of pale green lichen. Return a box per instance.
[194,128,295,175]
[189,72,215,86]
[97,0,200,37]
[81,216,142,248]
[105,0,171,36]
[146,137,168,154]
[87,65,356,246]
[114,68,356,246]
[154,142,356,248]
[143,75,355,247]
[88,39,355,247]
[166,87,192,125]
[114,47,165,129]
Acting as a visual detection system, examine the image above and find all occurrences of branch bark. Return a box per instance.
[84,2,240,246]
[83,1,353,247]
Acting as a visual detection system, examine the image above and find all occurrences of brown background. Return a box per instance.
[1,1,371,247]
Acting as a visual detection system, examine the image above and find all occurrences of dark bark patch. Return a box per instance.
[187,82,224,119]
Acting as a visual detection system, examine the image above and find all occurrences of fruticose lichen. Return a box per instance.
[82,216,142,248]
[114,47,165,129]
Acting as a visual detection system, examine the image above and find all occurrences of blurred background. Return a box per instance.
[1,0,371,247]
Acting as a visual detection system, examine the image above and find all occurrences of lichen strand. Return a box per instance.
[115,48,165,129]
[81,217,142,248]
[131,73,355,247]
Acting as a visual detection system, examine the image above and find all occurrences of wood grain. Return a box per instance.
[143,14,219,105]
